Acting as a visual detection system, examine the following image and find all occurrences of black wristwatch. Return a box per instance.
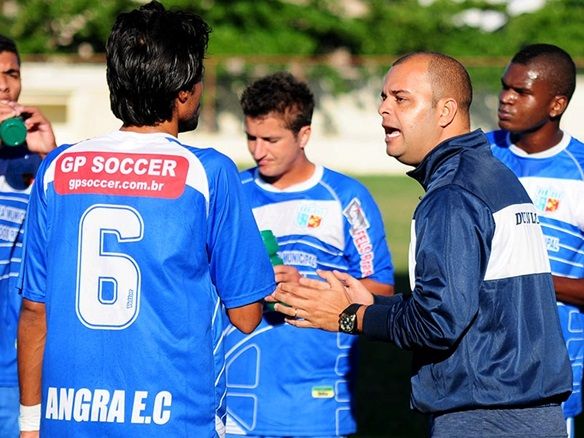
[339,304,362,334]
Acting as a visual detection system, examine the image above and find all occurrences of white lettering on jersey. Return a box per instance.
[45,387,171,425]
[59,155,178,178]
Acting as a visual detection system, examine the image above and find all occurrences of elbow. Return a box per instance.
[228,301,263,334]
[235,318,261,334]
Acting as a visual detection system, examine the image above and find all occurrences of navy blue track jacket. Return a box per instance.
[363,130,572,414]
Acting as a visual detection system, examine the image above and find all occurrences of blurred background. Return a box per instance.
[3,0,583,436]
[3,0,583,174]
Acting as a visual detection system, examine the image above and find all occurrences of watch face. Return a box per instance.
[340,313,357,333]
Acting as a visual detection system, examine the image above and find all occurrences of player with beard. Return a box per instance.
[16,2,275,437]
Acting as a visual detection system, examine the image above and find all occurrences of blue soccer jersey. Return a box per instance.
[18,131,276,437]
[0,152,41,388]
[224,165,394,436]
[489,130,584,418]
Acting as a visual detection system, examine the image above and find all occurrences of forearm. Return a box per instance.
[553,275,584,306]
[18,300,46,406]
[360,277,394,296]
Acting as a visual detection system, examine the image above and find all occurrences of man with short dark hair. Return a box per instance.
[16,2,274,436]
[224,72,394,437]
[273,52,573,437]
[0,34,56,438]
[488,43,584,438]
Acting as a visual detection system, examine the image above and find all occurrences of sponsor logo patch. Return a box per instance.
[311,386,335,399]
[343,198,374,276]
[343,198,370,234]
[54,152,189,199]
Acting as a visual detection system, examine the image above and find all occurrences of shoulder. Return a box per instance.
[565,134,584,162]
[320,167,374,200]
[184,145,237,169]
[416,185,494,230]
[239,167,256,184]
[485,130,511,158]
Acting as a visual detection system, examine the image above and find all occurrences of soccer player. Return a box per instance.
[488,43,584,438]
[224,72,394,437]
[0,34,56,438]
[273,52,572,437]
[16,2,275,436]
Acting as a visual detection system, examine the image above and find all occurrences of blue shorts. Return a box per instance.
[0,386,19,438]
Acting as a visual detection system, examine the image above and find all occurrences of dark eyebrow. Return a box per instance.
[381,89,410,98]
[501,78,529,94]
[1,68,20,75]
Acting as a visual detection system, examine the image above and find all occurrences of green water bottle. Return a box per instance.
[0,117,27,147]
[261,229,283,266]
[261,229,283,312]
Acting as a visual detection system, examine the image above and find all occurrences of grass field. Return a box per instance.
[353,174,427,437]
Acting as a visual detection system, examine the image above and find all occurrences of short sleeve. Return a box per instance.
[205,153,276,308]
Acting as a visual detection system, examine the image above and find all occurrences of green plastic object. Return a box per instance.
[0,117,26,147]
[261,230,283,312]
[260,229,283,266]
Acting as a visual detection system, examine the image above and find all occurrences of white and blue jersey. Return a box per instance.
[0,151,42,438]
[224,165,394,436]
[18,131,276,437]
[489,130,584,418]
[0,152,41,389]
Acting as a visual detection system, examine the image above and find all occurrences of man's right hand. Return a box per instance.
[0,100,56,155]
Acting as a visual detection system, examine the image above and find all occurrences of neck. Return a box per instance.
[510,123,563,154]
[262,160,315,190]
[121,119,179,137]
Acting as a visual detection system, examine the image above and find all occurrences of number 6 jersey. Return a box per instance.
[18,131,276,437]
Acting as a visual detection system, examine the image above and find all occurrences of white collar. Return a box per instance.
[254,164,324,193]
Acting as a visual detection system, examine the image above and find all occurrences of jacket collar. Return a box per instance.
[407,129,486,190]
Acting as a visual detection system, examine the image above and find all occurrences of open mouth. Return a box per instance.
[384,126,401,140]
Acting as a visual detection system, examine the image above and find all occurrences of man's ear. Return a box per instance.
[298,125,312,150]
[438,98,458,128]
[177,89,191,104]
[438,97,458,128]
[550,95,569,119]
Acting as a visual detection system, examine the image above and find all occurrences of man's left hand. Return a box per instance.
[273,270,353,331]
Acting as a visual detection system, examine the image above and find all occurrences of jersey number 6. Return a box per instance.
[76,204,144,330]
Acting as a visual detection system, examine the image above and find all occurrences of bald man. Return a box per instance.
[271,52,573,437]
[488,43,584,438]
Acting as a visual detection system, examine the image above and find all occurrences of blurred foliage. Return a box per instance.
[1,0,583,59]
[2,0,580,130]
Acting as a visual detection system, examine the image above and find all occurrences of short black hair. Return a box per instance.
[511,43,576,100]
[393,52,473,116]
[106,1,211,127]
[240,72,314,134]
[0,34,20,65]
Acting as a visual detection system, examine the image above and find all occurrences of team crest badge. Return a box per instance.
[534,187,562,213]
[297,204,325,229]
[307,215,322,228]
[545,198,560,212]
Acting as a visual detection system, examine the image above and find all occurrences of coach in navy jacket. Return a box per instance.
[274,52,572,437]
